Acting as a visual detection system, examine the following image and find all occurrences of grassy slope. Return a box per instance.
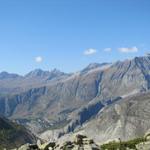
[100,137,146,150]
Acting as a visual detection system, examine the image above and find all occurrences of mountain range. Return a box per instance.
[1,55,150,144]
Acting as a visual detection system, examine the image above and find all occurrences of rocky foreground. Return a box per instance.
[10,133,150,150]
[12,134,99,150]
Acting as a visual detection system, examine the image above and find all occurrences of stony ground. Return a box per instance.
[10,133,150,150]
[12,134,100,150]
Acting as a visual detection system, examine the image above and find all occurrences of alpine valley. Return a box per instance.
[1,55,150,149]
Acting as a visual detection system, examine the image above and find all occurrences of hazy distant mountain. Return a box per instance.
[0,68,68,94]
[25,69,50,78]
[0,71,21,80]
[25,68,66,79]
[0,55,150,143]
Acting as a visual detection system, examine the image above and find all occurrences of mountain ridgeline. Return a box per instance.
[0,55,150,143]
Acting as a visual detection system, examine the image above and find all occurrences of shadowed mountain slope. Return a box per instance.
[0,116,36,149]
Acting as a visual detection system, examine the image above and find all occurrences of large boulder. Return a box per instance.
[136,141,150,150]
[74,134,87,145]
[38,141,55,150]
[144,132,150,141]
[18,144,38,150]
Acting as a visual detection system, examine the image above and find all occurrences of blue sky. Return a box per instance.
[0,0,150,74]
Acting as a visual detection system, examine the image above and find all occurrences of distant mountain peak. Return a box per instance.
[50,68,64,74]
[25,69,50,78]
[25,68,66,80]
[145,53,150,57]
[86,63,102,69]
[81,62,111,73]
[0,71,20,79]
[46,69,66,80]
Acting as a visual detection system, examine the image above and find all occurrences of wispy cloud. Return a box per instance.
[118,46,138,53]
[104,48,112,52]
[35,56,43,63]
[84,48,97,55]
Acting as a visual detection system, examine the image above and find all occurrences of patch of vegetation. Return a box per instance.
[101,137,146,150]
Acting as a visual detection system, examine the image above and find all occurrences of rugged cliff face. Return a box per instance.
[71,91,150,144]
[0,55,150,142]
[0,64,105,133]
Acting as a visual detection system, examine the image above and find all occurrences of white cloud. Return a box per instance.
[104,48,112,52]
[35,56,43,63]
[84,48,97,55]
[118,46,138,53]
